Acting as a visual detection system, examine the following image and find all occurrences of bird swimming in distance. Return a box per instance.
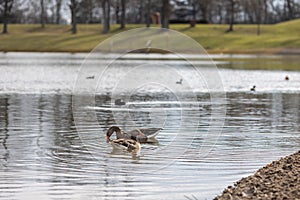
[176,78,183,84]
[285,75,289,81]
[115,99,126,106]
[86,75,95,79]
[250,85,256,91]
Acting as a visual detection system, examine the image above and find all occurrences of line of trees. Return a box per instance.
[1,0,300,34]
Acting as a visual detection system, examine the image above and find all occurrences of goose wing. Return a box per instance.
[138,128,162,138]
[127,129,148,143]
[109,138,140,152]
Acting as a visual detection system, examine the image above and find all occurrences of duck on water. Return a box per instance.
[106,126,162,143]
[106,126,162,153]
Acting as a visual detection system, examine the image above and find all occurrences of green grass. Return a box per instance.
[0,20,300,53]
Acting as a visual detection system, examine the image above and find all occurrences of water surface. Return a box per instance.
[0,53,299,200]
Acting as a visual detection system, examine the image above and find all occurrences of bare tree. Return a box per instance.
[55,0,62,24]
[198,0,211,23]
[3,0,300,26]
[161,0,170,29]
[40,0,46,27]
[115,0,120,24]
[76,0,98,23]
[190,0,197,27]
[262,0,269,23]
[2,0,14,34]
[120,0,125,29]
[252,0,264,35]
[215,0,224,24]
[146,0,151,27]
[226,0,239,32]
[137,0,144,24]
[286,0,294,20]
[102,0,110,34]
[69,0,79,34]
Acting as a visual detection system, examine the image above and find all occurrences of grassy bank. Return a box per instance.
[0,19,300,53]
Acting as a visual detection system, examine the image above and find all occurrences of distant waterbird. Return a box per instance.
[176,78,183,84]
[86,75,95,79]
[285,75,289,81]
[250,85,256,92]
[115,99,126,106]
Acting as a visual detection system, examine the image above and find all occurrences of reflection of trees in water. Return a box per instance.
[36,94,93,184]
[222,93,300,147]
[271,93,300,133]
[281,93,300,132]
[0,96,9,167]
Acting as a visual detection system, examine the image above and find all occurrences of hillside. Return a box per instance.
[0,19,300,54]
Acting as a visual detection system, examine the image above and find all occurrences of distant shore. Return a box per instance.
[2,48,300,55]
[0,20,300,54]
[214,150,300,200]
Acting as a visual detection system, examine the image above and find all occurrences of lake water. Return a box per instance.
[0,52,300,200]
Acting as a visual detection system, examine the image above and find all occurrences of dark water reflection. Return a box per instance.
[0,92,299,199]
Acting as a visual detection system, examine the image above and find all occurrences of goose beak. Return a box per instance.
[106,136,110,143]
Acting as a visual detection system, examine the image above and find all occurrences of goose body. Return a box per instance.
[108,138,140,153]
[106,126,161,143]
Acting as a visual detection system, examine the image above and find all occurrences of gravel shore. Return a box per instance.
[214,150,300,200]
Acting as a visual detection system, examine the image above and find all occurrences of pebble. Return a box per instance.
[214,150,300,200]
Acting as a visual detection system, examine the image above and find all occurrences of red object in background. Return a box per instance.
[285,75,289,81]
[152,12,161,24]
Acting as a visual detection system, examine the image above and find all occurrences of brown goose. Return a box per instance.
[106,126,161,143]
[107,138,140,153]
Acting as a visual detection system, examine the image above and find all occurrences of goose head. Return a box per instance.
[106,126,122,143]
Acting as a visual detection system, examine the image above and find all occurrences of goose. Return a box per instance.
[250,85,256,91]
[107,138,140,153]
[106,126,161,143]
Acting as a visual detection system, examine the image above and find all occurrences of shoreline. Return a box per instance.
[1,48,300,55]
[214,150,300,200]
[1,49,299,71]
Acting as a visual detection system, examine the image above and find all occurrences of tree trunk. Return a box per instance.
[120,0,126,29]
[115,0,120,24]
[199,0,209,24]
[191,0,196,27]
[217,1,223,24]
[263,0,268,23]
[161,0,170,29]
[256,0,262,36]
[41,0,45,28]
[146,0,151,27]
[69,0,78,34]
[102,0,110,34]
[2,0,13,34]
[227,0,235,32]
[138,0,144,24]
[56,0,62,24]
[3,0,9,34]
[286,0,294,20]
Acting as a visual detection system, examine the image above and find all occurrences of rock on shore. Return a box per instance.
[214,150,300,200]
